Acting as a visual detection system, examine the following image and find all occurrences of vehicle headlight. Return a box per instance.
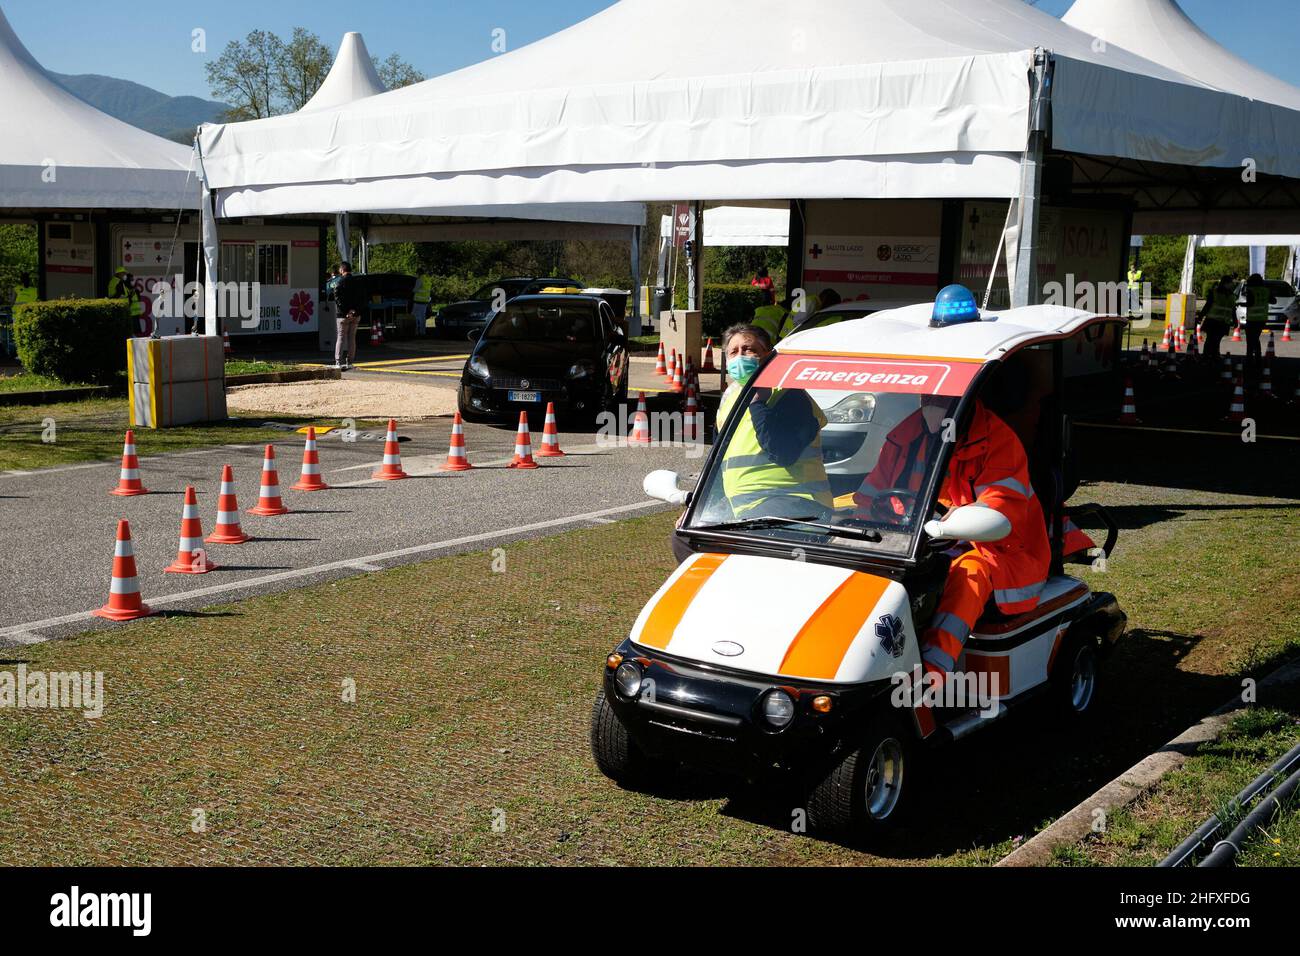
[824,393,876,424]
[467,357,490,380]
[760,689,795,729]
[567,362,593,379]
[614,661,643,698]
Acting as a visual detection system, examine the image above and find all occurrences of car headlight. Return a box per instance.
[567,362,593,379]
[824,393,876,424]
[760,689,795,729]
[467,357,490,380]
[614,661,642,698]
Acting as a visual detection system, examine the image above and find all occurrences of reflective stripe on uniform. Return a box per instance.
[994,580,1046,606]
[975,477,1034,499]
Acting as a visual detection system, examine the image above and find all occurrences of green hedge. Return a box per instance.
[13,298,132,385]
[674,283,769,335]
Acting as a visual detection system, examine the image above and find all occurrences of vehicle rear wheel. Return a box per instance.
[807,714,913,839]
[590,689,669,788]
[1050,632,1100,721]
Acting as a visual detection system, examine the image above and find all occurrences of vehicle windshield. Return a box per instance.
[687,353,977,556]
[484,302,597,342]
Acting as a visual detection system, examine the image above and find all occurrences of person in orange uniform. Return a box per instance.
[857,395,1049,680]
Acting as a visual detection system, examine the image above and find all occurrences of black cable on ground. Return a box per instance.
[1198,766,1300,868]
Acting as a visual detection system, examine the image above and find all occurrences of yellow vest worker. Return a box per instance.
[779,293,820,340]
[751,302,786,342]
[716,382,833,517]
[1126,267,1142,291]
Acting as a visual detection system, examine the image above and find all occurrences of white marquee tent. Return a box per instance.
[299,32,387,113]
[703,206,790,248]
[195,0,1300,329]
[0,6,195,211]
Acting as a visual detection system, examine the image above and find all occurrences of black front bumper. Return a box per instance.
[460,378,603,420]
[603,640,893,776]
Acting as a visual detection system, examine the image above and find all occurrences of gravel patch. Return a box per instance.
[226,378,458,419]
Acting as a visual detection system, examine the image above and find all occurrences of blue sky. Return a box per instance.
[4,0,1298,100]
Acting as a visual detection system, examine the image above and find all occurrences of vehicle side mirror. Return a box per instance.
[923,505,1010,543]
[644,469,689,506]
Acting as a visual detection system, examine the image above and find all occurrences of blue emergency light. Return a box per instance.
[930,284,981,327]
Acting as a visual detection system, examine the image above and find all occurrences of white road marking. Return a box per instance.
[0,499,665,643]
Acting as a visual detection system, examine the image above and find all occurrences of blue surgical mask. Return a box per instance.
[727,355,761,384]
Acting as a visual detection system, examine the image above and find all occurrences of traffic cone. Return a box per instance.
[440,412,473,471]
[206,465,250,544]
[372,419,409,480]
[247,445,290,516]
[93,519,155,621]
[1187,333,1199,360]
[370,321,385,346]
[1283,319,1293,342]
[1260,363,1275,399]
[536,402,565,457]
[1225,376,1246,422]
[670,356,685,393]
[653,341,667,377]
[1232,321,1243,343]
[1160,325,1172,352]
[1266,332,1276,362]
[701,338,718,372]
[164,486,217,574]
[1139,340,1150,368]
[684,385,700,440]
[1197,323,1206,347]
[667,348,677,382]
[507,411,539,469]
[1221,354,1233,382]
[291,427,329,491]
[222,330,232,357]
[1118,378,1140,424]
[109,429,148,496]
[684,355,695,391]
[628,391,652,445]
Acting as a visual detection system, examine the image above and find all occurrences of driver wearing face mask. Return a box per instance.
[857,396,1050,680]
[715,324,833,518]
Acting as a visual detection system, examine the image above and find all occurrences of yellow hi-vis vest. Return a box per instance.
[780,294,821,339]
[716,385,833,516]
[1245,284,1270,325]
[1127,268,1142,291]
[751,304,786,342]
[1207,287,1236,324]
[413,275,432,304]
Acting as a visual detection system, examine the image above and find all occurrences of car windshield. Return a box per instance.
[484,302,597,342]
[471,280,528,301]
[687,353,976,556]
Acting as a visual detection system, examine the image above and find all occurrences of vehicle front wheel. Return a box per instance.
[807,715,913,840]
[590,689,671,788]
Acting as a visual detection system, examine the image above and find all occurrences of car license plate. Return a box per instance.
[508,390,540,403]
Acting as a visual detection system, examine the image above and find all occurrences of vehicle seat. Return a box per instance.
[971,575,1088,638]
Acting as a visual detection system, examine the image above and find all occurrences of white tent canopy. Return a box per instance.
[0,6,194,210]
[1063,0,1300,111]
[300,32,386,113]
[703,206,790,247]
[1201,235,1300,247]
[198,0,1300,219]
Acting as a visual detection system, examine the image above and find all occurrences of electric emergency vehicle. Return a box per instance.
[591,289,1127,840]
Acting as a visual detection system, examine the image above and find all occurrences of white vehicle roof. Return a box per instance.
[813,300,920,315]
[779,302,1113,363]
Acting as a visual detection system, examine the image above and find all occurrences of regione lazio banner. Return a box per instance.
[803,236,941,302]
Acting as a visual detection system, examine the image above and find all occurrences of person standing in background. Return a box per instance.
[751,266,775,305]
[1243,273,1272,374]
[332,262,361,370]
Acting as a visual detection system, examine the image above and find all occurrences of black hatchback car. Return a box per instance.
[458,294,629,423]
[435,277,580,339]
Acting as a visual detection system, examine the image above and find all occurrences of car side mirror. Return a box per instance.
[923,504,1010,543]
[644,469,689,506]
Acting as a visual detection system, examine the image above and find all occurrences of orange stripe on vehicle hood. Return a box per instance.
[778,572,890,680]
[637,553,728,650]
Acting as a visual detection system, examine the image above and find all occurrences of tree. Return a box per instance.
[205,30,284,120]
[0,224,38,302]
[373,53,425,90]
[279,28,335,112]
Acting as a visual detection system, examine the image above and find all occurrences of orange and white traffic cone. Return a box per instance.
[653,341,667,377]
[247,445,290,516]
[1139,340,1150,368]
[667,347,677,382]
[1283,318,1293,343]
[1175,325,1185,352]
[165,486,216,574]
[670,356,685,393]
[93,519,155,621]
[1260,363,1275,399]
[1160,325,1172,352]
[684,355,695,391]
[109,429,148,496]
[1118,378,1140,424]
[372,419,409,480]
[536,402,565,457]
[684,385,700,441]
[701,338,718,372]
[370,321,385,346]
[1266,332,1276,362]
[1226,376,1246,422]
[440,412,473,471]
[222,330,232,357]
[1221,354,1233,382]
[1232,321,1243,343]
[507,411,539,469]
[206,465,250,544]
[1197,323,1206,347]
[628,391,652,445]
[291,427,329,491]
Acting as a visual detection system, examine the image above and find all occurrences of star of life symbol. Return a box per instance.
[876,613,905,658]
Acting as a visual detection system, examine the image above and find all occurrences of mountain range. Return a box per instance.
[50,72,229,144]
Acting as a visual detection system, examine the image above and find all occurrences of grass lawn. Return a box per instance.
[0,395,367,472]
[1,428,1298,865]
[224,359,305,376]
[0,371,92,393]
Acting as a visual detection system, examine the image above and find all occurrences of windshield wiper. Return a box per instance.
[697,516,882,542]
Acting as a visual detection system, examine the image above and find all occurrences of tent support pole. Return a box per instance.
[688,200,703,311]
[630,224,642,336]
[194,135,221,336]
[1012,51,1052,309]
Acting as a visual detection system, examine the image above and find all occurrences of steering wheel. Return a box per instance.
[867,486,920,524]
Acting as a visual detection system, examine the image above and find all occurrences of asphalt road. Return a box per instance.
[0,419,703,644]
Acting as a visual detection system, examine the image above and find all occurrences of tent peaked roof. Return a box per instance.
[300,32,387,113]
[0,6,195,209]
[1063,0,1300,111]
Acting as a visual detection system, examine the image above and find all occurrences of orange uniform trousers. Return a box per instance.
[921,549,993,677]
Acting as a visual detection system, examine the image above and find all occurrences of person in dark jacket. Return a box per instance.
[332,262,361,369]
